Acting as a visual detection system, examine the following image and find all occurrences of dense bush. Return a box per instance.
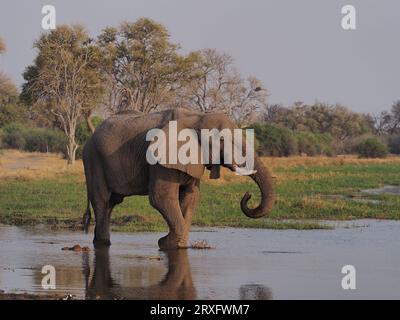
[250,123,297,156]
[294,131,333,156]
[1,117,102,158]
[24,128,66,153]
[344,134,375,155]
[388,135,400,154]
[249,123,333,157]
[1,123,27,149]
[0,123,66,153]
[356,137,388,158]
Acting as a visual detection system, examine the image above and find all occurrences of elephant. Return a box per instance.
[82,108,275,249]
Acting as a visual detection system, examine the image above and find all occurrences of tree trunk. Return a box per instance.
[86,114,95,134]
[66,134,78,165]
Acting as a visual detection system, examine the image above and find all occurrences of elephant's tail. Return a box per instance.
[82,195,91,234]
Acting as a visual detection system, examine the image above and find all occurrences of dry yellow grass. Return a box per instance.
[291,196,347,211]
[0,150,83,181]
[261,155,400,169]
[1,150,399,185]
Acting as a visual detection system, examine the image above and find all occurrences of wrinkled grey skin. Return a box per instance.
[83,108,275,250]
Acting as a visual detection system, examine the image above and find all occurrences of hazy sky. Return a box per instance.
[0,0,399,114]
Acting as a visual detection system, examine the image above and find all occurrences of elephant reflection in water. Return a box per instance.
[82,249,272,300]
[82,249,196,300]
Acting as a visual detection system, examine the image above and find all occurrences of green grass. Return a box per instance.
[0,163,399,231]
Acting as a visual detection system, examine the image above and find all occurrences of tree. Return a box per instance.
[177,48,237,112]
[0,37,5,54]
[177,48,268,127]
[372,101,400,136]
[227,76,267,127]
[390,101,400,134]
[371,111,392,136]
[21,25,104,164]
[97,18,196,114]
[0,72,24,126]
[0,37,24,126]
[262,104,286,123]
[22,100,61,129]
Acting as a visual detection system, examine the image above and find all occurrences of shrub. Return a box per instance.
[356,137,388,158]
[249,123,333,157]
[1,117,102,158]
[1,123,66,153]
[344,134,375,154]
[24,128,66,153]
[388,135,400,154]
[250,123,297,157]
[1,123,27,149]
[294,131,333,156]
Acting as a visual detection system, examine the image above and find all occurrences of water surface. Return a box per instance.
[1,220,400,299]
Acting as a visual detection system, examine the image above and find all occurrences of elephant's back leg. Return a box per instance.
[179,180,200,236]
[84,142,113,247]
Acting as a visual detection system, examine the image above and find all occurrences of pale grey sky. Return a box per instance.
[0,0,399,114]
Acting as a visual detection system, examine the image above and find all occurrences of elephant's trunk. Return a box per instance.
[240,157,276,219]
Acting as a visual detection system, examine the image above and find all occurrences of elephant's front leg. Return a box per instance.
[179,180,200,240]
[149,180,188,250]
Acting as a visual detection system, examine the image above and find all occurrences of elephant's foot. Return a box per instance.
[158,233,188,250]
[93,238,111,248]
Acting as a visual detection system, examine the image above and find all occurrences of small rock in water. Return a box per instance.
[190,240,215,249]
[61,244,90,252]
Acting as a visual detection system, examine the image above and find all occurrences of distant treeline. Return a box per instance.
[252,101,400,158]
[0,114,396,160]
[1,97,400,159]
[1,79,398,159]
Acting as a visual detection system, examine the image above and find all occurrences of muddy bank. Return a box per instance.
[0,291,71,300]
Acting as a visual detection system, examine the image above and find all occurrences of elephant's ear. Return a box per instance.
[149,119,205,179]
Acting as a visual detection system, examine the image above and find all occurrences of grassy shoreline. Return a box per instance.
[0,150,399,231]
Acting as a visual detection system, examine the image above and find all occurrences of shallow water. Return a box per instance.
[362,185,400,196]
[1,220,400,299]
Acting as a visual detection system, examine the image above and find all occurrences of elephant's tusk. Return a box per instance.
[234,167,257,176]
